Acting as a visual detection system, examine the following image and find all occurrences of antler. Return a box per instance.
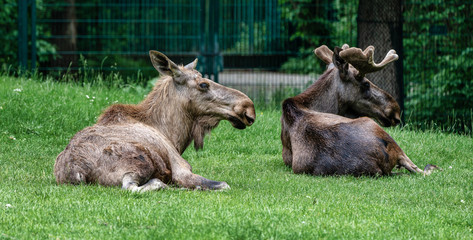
[338,45,398,75]
[314,44,352,65]
[314,45,333,65]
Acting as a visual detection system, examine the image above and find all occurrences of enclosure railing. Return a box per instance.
[2,0,472,133]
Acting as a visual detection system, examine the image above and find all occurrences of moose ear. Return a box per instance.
[149,50,182,77]
[184,58,198,70]
[333,47,349,79]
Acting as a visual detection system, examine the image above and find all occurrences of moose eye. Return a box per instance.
[199,82,209,90]
[362,82,371,98]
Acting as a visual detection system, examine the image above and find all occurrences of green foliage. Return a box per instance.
[280,49,324,74]
[0,0,57,68]
[279,0,333,46]
[5,0,473,134]
[405,48,473,134]
[403,1,473,134]
[0,0,18,67]
[253,84,305,109]
[33,0,58,63]
[1,75,472,239]
[278,0,358,74]
[278,0,333,74]
[225,22,268,54]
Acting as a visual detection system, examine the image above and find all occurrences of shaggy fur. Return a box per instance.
[54,51,256,191]
[281,45,424,176]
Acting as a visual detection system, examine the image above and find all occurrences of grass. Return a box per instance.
[1,75,472,239]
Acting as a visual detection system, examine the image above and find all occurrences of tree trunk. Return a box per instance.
[48,0,77,70]
[357,0,403,110]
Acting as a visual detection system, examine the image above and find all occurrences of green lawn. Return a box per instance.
[1,75,472,239]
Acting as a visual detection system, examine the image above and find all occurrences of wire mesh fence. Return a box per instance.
[1,0,472,133]
[403,0,473,132]
[357,0,403,109]
[38,0,201,77]
[0,1,20,68]
[217,0,358,103]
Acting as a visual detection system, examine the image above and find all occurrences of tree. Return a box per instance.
[279,0,336,74]
[47,0,77,70]
[357,0,403,109]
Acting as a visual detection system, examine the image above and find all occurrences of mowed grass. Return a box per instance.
[1,75,472,239]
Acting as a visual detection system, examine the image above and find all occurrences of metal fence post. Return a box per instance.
[18,0,28,70]
[210,0,220,82]
[199,0,207,78]
[31,0,37,70]
[249,0,254,54]
[199,0,220,82]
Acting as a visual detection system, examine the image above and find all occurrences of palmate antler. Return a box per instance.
[339,45,398,75]
[314,44,399,75]
[313,44,350,65]
[314,45,333,65]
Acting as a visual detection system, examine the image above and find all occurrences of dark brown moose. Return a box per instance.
[54,51,256,191]
[305,44,401,126]
[281,45,432,176]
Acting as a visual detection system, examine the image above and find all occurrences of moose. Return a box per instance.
[54,51,256,192]
[300,44,401,126]
[281,44,436,176]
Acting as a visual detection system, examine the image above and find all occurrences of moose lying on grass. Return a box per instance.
[303,44,401,126]
[281,44,437,176]
[54,51,256,192]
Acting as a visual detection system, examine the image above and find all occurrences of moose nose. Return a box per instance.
[233,97,256,126]
[245,113,255,125]
[385,108,401,127]
[392,117,401,126]
[389,111,401,126]
[242,101,256,126]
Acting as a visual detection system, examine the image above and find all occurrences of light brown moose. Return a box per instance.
[281,44,434,176]
[54,51,256,191]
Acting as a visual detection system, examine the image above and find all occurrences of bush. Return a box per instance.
[403,1,472,134]
[0,0,57,68]
[278,0,357,74]
[405,48,473,133]
[280,49,324,74]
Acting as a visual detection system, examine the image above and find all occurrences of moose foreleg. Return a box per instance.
[281,123,293,166]
[282,146,293,167]
[170,154,230,190]
[122,173,167,192]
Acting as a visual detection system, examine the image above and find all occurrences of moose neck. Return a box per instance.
[293,68,340,114]
[138,77,195,154]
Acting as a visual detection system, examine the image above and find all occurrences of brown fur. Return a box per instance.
[54,51,256,191]
[282,98,422,176]
[281,45,424,176]
[296,52,401,126]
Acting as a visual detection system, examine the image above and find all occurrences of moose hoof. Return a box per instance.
[199,180,231,191]
[423,164,442,176]
[126,178,167,192]
[214,181,231,191]
[141,178,168,191]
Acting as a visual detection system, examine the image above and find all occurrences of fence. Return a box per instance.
[403,1,473,132]
[1,0,472,133]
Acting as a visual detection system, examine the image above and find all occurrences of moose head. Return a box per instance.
[145,51,256,151]
[312,44,401,127]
